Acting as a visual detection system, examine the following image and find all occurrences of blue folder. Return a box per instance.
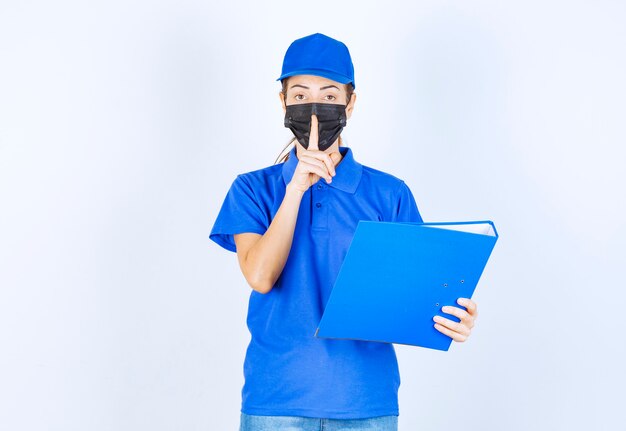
[315,220,499,351]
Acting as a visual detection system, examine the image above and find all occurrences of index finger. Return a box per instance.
[308,114,319,151]
[440,305,471,323]
[457,298,478,317]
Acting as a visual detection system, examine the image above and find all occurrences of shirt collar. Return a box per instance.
[282,146,363,194]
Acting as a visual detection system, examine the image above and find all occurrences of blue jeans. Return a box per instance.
[239,412,398,431]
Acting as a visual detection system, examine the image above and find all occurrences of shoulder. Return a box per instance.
[233,163,284,187]
[226,162,286,206]
[359,163,408,194]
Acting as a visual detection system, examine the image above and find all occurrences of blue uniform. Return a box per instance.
[210,145,423,419]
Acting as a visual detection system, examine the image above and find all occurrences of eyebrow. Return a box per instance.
[290,84,340,90]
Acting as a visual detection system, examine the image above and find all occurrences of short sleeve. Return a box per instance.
[391,181,423,223]
[209,174,269,252]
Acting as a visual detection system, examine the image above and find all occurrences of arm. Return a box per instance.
[391,182,479,342]
[233,183,304,294]
[234,116,342,294]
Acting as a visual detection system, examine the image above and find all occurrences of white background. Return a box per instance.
[1,1,624,430]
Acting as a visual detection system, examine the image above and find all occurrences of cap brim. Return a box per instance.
[277,69,354,88]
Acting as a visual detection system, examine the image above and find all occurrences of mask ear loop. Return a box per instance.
[274,137,296,165]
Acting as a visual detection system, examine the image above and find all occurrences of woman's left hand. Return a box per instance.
[432,298,477,343]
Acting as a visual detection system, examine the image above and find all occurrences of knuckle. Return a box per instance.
[456,322,469,334]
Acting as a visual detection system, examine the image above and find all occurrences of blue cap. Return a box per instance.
[277,33,355,89]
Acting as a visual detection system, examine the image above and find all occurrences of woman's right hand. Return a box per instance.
[288,114,342,193]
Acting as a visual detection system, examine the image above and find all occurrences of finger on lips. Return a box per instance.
[309,114,319,151]
[298,111,341,184]
[307,115,338,178]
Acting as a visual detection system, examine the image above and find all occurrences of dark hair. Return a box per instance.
[274,78,355,164]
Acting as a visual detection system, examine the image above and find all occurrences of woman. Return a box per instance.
[210,33,478,431]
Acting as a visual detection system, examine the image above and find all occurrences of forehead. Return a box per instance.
[287,74,344,91]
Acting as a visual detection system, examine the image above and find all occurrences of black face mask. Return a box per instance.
[284,103,347,151]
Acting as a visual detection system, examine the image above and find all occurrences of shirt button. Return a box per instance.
[315,202,322,208]
[317,184,324,190]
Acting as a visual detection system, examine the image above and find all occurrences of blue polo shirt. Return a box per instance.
[210,146,423,419]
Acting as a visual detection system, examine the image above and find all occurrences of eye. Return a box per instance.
[324,94,337,101]
[294,94,305,101]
